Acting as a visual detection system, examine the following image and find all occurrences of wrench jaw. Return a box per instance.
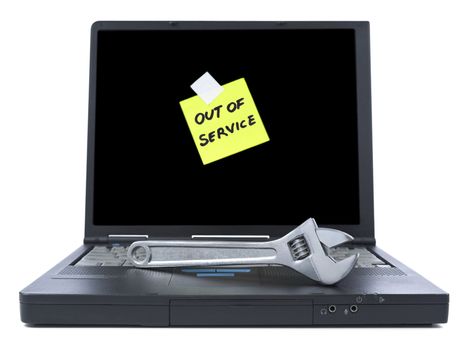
[301,253,359,285]
[284,219,359,285]
[316,228,355,249]
[314,226,358,284]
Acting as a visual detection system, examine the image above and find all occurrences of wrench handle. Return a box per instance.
[127,240,277,268]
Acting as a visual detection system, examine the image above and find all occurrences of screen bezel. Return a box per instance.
[84,21,374,241]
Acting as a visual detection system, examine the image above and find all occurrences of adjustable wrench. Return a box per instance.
[127,218,358,285]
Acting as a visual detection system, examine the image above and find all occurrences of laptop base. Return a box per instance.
[20,245,449,326]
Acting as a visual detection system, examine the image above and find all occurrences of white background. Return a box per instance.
[1,0,466,348]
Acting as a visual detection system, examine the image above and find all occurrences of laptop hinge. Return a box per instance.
[83,235,376,245]
[84,235,149,244]
[351,237,376,245]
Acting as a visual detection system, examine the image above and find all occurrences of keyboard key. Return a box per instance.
[102,261,123,266]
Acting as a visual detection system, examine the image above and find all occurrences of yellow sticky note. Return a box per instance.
[179,78,269,165]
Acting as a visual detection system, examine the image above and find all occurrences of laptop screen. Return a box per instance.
[92,28,359,226]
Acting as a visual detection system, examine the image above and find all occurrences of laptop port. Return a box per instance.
[328,305,336,313]
[350,305,359,313]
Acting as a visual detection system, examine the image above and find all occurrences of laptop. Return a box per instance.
[19,21,449,326]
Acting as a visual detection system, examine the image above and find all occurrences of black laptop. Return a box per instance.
[19,21,449,326]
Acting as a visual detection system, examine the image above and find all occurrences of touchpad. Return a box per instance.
[170,266,314,287]
[170,267,261,287]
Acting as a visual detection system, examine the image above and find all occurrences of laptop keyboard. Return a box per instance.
[75,246,133,266]
[330,246,388,268]
[75,245,388,268]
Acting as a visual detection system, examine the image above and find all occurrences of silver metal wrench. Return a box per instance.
[127,218,358,285]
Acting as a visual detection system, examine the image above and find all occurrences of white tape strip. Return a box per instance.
[190,72,224,104]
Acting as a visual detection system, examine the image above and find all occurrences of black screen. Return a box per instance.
[93,29,359,225]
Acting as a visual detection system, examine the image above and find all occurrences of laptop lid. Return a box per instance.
[84,21,374,243]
